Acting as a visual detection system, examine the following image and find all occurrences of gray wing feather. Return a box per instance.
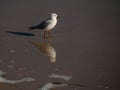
[34,18,51,29]
[29,18,51,30]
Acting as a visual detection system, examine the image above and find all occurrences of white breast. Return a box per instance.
[46,17,57,30]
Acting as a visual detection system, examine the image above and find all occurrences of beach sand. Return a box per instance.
[0,0,120,90]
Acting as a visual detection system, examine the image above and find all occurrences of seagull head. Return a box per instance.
[51,13,60,19]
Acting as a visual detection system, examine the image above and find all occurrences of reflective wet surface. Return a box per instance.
[29,40,56,63]
[0,0,120,90]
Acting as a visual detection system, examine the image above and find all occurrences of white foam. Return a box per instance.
[0,70,6,76]
[0,70,35,84]
[0,60,2,63]
[0,77,35,84]
[9,50,15,53]
[25,49,29,53]
[38,83,68,90]
[8,65,14,68]
[105,86,109,89]
[98,84,103,88]
[10,60,14,64]
[49,73,72,81]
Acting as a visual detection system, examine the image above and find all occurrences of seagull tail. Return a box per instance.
[29,26,35,30]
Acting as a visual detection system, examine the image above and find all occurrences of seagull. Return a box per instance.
[29,13,60,38]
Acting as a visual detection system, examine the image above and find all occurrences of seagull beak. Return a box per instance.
[57,16,60,19]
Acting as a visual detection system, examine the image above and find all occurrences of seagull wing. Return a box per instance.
[35,18,51,29]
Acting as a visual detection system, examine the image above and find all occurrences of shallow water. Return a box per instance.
[0,0,120,90]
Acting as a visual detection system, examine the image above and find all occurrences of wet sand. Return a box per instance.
[0,0,120,90]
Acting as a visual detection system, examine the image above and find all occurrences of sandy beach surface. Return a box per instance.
[0,0,120,90]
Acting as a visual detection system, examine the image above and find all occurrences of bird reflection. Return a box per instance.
[29,40,56,63]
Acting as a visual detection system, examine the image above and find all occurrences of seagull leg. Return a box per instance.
[43,31,47,39]
[48,30,51,38]
[48,30,53,38]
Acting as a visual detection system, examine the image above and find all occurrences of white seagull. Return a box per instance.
[29,13,60,38]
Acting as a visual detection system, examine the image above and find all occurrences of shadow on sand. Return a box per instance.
[6,31,35,37]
